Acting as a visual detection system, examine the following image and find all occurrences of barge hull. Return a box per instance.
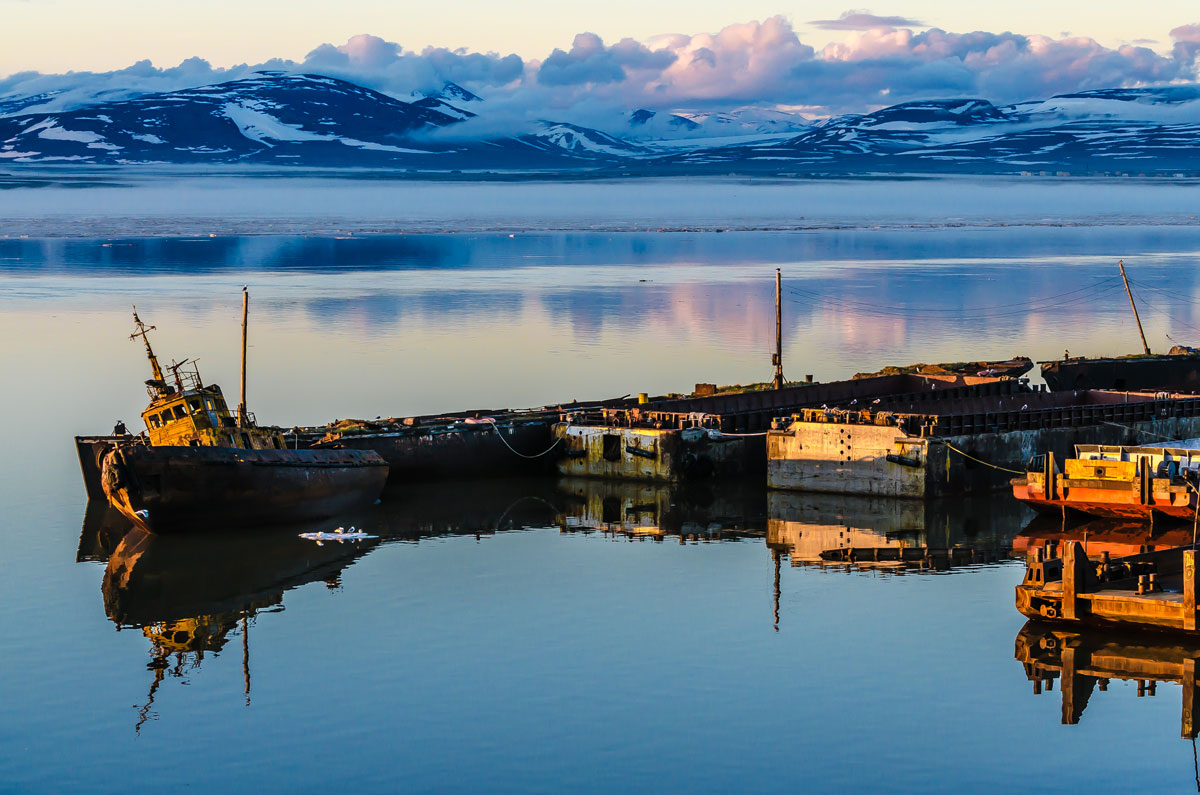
[102,445,389,534]
[1042,356,1200,393]
[321,420,556,482]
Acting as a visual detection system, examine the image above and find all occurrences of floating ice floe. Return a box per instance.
[299,526,377,544]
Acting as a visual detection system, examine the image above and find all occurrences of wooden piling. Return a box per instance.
[1062,541,1087,621]
[1185,549,1197,632]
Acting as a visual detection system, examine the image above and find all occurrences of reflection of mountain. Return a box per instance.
[1016,621,1200,739]
[767,491,1028,570]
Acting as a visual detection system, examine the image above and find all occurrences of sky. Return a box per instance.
[1,2,1199,120]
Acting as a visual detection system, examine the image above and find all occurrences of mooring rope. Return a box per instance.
[480,418,564,459]
[941,441,1026,474]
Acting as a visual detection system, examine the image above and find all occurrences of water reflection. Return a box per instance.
[1017,621,1200,762]
[1014,514,1198,560]
[81,475,1043,734]
[555,477,767,541]
[767,491,1027,571]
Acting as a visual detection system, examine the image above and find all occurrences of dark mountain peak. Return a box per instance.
[439,82,481,103]
[857,98,1007,127]
[1050,86,1200,105]
[629,109,655,126]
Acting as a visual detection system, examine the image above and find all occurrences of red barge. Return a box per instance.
[1012,442,1200,522]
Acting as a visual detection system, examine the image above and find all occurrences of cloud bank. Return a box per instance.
[2,15,1198,131]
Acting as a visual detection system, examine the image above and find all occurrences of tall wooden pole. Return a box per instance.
[773,269,784,389]
[1119,260,1151,356]
[239,287,248,426]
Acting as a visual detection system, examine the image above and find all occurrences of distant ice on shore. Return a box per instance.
[1,173,1199,238]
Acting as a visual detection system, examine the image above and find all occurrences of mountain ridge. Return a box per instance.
[3,73,1199,173]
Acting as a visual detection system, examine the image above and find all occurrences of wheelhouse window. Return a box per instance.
[172,405,187,420]
[160,410,173,424]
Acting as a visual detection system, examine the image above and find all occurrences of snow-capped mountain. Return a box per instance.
[0,73,642,166]
[665,90,1200,173]
[2,73,1199,173]
[408,82,481,121]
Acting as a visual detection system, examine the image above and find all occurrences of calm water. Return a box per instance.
[5,226,1200,792]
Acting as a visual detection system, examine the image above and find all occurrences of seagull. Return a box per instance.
[872,398,881,405]
[1021,404,1029,410]
[850,399,858,405]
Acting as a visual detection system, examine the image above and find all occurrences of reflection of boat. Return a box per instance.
[1013,514,1195,561]
[76,499,134,562]
[554,477,767,540]
[1015,621,1200,738]
[1012,443,1200,522]
[767,491,1025,570]
[103,524,382,626]
[81,300,387,534]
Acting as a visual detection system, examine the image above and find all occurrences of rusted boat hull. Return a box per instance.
[76,435,126,501]
[101,444,389,534]
[1012,474,1196,522]
[1042,356,1200,392]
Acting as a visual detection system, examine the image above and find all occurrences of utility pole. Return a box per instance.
[1118,260,1151,356]
[238,287,249,426]
[773,269,785,389]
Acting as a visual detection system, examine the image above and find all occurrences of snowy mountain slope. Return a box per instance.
[408,82,481,121]
[524,121,651,156]
[662,92,1200,172]
[0,73,637,166]
[2,73,1200,172]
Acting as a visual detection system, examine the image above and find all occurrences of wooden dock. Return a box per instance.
[1017,540,1200,632]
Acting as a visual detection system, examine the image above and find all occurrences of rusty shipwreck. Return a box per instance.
[76,297,388,534]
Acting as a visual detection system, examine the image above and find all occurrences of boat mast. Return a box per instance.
[773,269,785,389]
[238,287,249,427]
[130,306,165,383]
[1118,260,1151,356]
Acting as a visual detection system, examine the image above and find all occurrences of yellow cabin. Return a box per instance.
[131,307,286,451]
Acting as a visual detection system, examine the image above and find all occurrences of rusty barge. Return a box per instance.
[766,389,1200,499]
[1012,442,1200,522]
[1017,539,1200,633]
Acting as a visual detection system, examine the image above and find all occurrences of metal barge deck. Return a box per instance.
[768,389,1200,498]
[556,373,1025,483]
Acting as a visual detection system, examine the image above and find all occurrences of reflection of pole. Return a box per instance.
[772,549,781,632]
[242,615,251,707]
[1118,260,1151,356]
[238,288,249,427]
[773,269,784,389]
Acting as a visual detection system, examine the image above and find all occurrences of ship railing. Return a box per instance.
[559,407,723,430]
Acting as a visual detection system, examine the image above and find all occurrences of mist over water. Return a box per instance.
[4,223,1200,792]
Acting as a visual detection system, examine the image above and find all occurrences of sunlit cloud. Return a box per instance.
[2,16,1198,133]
